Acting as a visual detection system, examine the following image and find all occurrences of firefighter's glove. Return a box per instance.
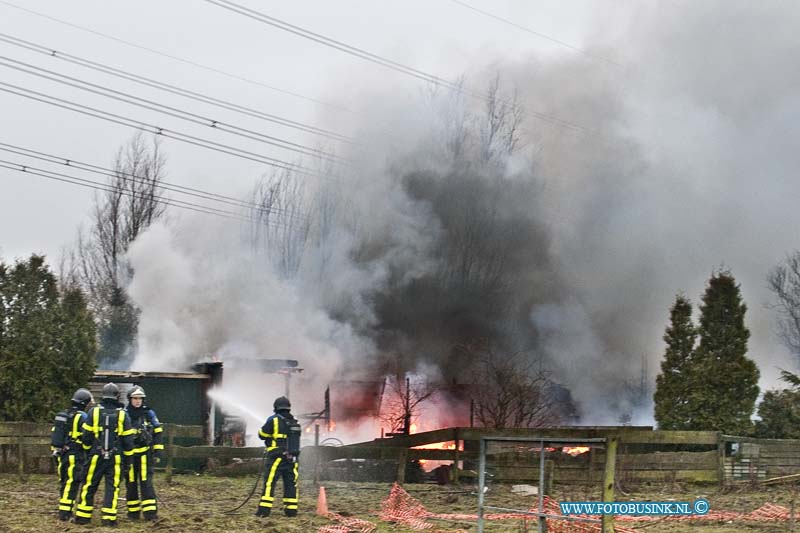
[154,451,164,464]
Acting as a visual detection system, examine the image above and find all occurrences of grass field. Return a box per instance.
[0,473,797,532]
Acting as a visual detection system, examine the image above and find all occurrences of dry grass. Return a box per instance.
[1,473,798,532]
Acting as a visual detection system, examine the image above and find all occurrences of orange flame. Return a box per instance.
[412,440,464,451]
[563,446,590,456]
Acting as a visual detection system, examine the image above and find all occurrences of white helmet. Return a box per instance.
[127,386,146,400]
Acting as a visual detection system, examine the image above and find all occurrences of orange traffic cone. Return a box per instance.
[316,485,329,516]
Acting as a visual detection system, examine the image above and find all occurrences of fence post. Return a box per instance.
[601,436,618,533]
[452,428,460,484]
[312,446,321,486]
[17,423,26,482]
[396,447,408,484]
[545,459,554,495]
[165,425,175,484]
[717,433,726,488]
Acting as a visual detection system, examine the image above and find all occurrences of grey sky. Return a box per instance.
[0,0,619,260]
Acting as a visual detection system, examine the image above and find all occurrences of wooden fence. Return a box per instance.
[721,435,800,483]
[302,427,726,485]
[5,422,800,487]
[0,422,205,478]
[0,422,53,477]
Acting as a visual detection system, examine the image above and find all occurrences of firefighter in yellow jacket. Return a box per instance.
[75,383,135,526]
[123,385,164,521]
[256,396,302,517]
[50,388,93,521]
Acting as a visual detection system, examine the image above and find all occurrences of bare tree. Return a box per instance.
[425,74,524,169]
[768,252,800,363]
[618,355,652,425]
[70,132,167,306]
[65,132,167,365]
[250,167,315,278]
[461,342,562,429]
[426,75,529,299]
[378,365,439,435]
[479,73,524,164]
[249,156,352,282]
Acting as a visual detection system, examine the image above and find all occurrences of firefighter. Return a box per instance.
[123,385,164,521]
[51,388,93,521]
[256,396,302,517]
[74,383,135,527]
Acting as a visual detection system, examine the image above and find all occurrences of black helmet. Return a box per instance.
[273,396,291,411]
[127,386,146,400]
[102,382,120,400]
[71,388,93,407]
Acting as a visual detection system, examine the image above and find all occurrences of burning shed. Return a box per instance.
[90,362,222,445]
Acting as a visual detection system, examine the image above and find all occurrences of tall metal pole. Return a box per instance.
[538,440,546,533]
[470,398,475,427]
[477,438,487,533]
[404,376,411,434]
[324,386,331,432]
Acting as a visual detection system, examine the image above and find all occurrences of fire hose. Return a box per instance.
[222,450,269,514]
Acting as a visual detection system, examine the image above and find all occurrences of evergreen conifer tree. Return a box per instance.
[0,255,96,421]
[691,271,759,433]
[754,370,800,439]
[654,295,697,429]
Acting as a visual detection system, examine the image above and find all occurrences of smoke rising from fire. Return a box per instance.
[125,1,800,426]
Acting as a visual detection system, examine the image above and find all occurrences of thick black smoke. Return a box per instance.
[355,167,560,379]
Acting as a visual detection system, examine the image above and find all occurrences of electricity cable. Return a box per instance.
[0,160,290,227]
[445,0,624,68]
[205,0,608,139]
[0,159,252,221]
[0,142,310,224]
[0,56,347,164]
[0,81,331,179]
[0,0,356,116]
[0,32,355,144]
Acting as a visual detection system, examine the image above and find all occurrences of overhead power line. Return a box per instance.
[207,0,464,90]
[1,158,309,231]
[446,0,624,68]
[0,141,309,225]
[0,56,347,165]
[0,159,256,223]
[205,0,608,139]
[0,80,332,179]
[0,0,356,115]
[0,32,355,144]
